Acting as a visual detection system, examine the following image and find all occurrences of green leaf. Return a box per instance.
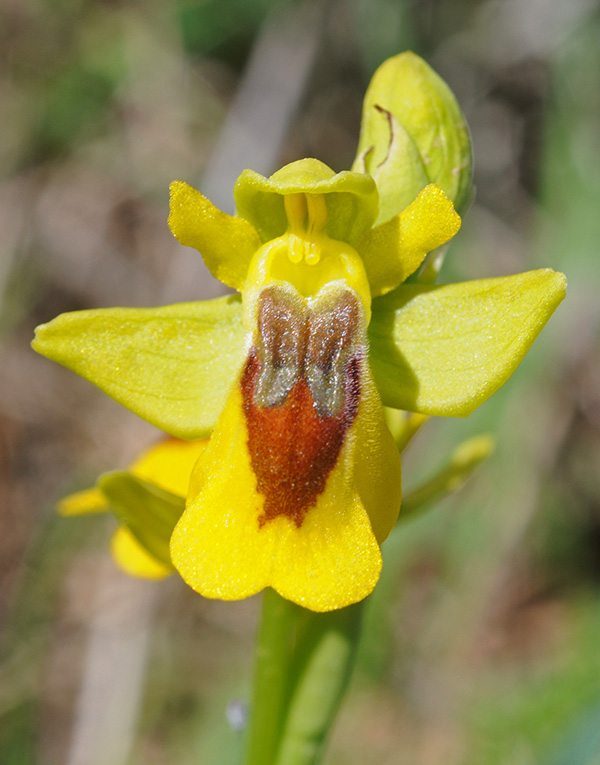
[98,471,185,568]
[234,159,379,245]
[32,295,246,438]
[353,51,473,218]
[368,269,567,417]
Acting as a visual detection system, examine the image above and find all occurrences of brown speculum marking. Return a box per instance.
[241,284,363,528]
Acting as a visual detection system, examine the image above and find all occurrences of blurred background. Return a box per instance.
[1,0,600,763]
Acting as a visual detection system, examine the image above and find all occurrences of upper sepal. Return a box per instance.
[234,159,379,245]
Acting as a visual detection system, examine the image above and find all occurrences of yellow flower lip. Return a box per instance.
[170,279,402,612]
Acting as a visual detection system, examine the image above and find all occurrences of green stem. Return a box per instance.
[274,602,364,765]
[244,588,301,765]
[244,592,365,765]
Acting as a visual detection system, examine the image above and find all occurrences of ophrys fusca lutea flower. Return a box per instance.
[33,53,566,611]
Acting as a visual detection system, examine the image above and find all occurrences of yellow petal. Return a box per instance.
[130,437,208,497]
[110,526,172,580]
[57,487,108,516]
[169,180,261,290]
[356,184,461,297]
[399,183,461,259]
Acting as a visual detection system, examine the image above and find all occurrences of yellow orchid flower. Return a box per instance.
[32,53,566,612]
[59,437,207,580]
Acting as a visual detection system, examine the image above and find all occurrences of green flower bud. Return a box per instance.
[353,51,473,222]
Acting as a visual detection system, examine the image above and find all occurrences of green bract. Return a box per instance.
[98,472,183,568]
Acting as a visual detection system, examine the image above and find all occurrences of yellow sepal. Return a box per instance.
[33,297,246,439]
[369,269,567,416]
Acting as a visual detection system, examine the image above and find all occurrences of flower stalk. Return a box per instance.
[245,589,301,765]
[274,601,363,765]
[245,591,363,765]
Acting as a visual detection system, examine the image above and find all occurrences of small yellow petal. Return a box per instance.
[399,183,461,260]
[111,526,172,580]
[169,180,261,290]
[58,487,108,516]
[356,184,460,297]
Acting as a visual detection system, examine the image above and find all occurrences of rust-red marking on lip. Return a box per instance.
[241,348,361,527]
